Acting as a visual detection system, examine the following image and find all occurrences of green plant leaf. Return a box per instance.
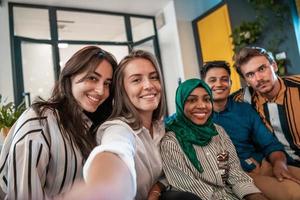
[0,95,26,130]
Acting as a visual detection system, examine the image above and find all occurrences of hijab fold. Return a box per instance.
[165,79,218,172]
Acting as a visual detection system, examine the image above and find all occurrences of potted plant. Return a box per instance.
[0,94,26,137]
[231,20,263,53]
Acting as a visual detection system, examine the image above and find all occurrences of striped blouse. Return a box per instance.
[0,108,88,200]
[161,124,260,200]
[232,75,300,165]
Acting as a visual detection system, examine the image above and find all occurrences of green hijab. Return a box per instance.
[165,78,218,173]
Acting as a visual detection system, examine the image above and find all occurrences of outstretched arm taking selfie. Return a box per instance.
[83,124,137,200]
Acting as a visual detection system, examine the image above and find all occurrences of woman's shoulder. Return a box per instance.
[213,123,232,144]
[22,106,56,119]
[13,107,60,138]
[160,131,183,154]
[96,118,135,140]
[161,131,178,144]
[213,124,229,138]
[3,107,54,148]
[15,107,51,126]
[94,118,137,149]
[213,123,224,132]
[99,118,133,131]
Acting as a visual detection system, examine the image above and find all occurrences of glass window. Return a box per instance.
[57,10,127,42]
[10,4,160,105]
[13,7,50,39]
[133,39,155,55]
[58,44,128,69]
[100,45,129,62]
[131,17,155,42]
[21,42,55,101]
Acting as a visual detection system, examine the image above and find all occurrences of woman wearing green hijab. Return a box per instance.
[161,79,268,200]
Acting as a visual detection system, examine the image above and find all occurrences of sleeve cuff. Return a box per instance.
[232,181,261,199]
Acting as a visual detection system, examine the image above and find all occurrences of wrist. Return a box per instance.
[269,151,286,164]
[151,191,161,196]
[149,190,161,200]
[273,160,286,168]
[157,181,166,192]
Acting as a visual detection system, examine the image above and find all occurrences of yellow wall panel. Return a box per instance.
[196,4,241,92]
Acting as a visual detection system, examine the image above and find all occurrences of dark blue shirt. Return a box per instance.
[213,98,284,172]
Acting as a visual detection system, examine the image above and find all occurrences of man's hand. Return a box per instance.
[269,151,300,184]
[273,160,300,184]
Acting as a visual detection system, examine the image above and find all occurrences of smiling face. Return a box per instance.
[240,55,279,97]
[204,67,231,102]
[123,58,161,117]
[184,87,212,125]
[71,59,113,113]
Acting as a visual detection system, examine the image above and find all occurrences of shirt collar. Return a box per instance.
[121,117,165,138]
[139,120,164,135]
[225,98,233,111]
[214,97,233,113]
[136,120,165,144]
[214,98,232,113]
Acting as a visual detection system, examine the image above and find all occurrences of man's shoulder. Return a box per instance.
[230,98,252,107]
[230,87,254,104]
[227,98,255,117]
[282,75,300,87]
[230,88,245,102]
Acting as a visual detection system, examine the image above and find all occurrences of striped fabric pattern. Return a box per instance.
[161,124,260,200]
[232,75,300,163]
[0,108,84,200]
[284,76,300,147]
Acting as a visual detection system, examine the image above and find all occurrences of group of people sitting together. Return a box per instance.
[0,45,299,200]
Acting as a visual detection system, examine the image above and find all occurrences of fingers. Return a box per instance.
[273,171,284,182]
[284,174,300,185]
[274,170,300,184]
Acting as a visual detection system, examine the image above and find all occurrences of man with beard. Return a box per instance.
[232,46,300,168]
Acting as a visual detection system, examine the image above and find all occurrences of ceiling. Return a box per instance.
[9,0,173,16]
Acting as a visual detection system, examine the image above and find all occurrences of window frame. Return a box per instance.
[9,2,162,105]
